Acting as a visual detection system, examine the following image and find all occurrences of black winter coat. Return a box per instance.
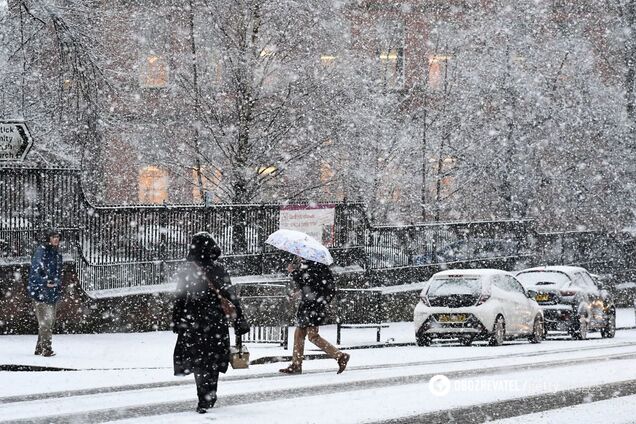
[292,261,336,328]
[172,260,236,375]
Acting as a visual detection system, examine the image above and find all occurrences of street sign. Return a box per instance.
[0,121,33,161]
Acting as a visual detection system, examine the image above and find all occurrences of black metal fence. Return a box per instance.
[0,167,368,291]
[0,167,83,258]
[2,166,634,297]
[364,219,533,269]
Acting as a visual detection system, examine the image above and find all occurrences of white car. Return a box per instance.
[413,269,544,346]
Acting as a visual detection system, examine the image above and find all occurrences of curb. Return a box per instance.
[251,342,416,365]
[0,364,76,372]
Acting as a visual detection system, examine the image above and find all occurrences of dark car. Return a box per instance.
[516,266,616,339]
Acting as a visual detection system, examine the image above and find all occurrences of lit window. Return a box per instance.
[139,166,168,204]
[257,166,277,176]
[192,168,222,203]
[140,55,169,88]
[320,55,337,66]
[320,162,334,183]
[320,162,335,196]
[440,156,456,196]
[428,55,450,89]
[260,46,276,58]
[379,48,404,89]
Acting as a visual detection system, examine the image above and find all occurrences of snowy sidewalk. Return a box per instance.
[1,308,634,372]
[0,309,634,400]
[0,321,417,372]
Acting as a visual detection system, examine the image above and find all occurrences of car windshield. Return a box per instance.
[516,271,571,288]
[427,278,482,296]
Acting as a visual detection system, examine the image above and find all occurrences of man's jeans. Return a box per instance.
[34,302,57,353]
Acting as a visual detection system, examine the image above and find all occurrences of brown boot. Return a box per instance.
[337,353,350,374]
[279,364,302,374]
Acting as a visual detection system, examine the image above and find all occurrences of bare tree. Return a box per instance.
[178,0,351,204]
[0,1,107,168]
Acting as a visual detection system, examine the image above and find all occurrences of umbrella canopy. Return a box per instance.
[265,229,334,265]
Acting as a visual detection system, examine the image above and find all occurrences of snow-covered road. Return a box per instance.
[2,327,636,423]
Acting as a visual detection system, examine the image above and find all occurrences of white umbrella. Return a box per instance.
[265,229,334,265]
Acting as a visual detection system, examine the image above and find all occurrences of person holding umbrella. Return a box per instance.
[266,229,350,375]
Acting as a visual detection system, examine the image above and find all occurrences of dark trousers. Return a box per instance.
[194,369,220,408]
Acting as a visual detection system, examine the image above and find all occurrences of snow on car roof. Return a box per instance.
[516,265,588,278]
[432,269,512,279]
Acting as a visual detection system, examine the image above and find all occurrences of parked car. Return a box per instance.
[413,269,544,346]
[515,266,616,340]
[413,238,522,265]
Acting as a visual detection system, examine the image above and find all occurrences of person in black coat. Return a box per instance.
[172,232,248,414]
[279,257,350,375]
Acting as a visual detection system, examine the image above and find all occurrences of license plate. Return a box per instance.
[438,314,467,323]
[535,294,550,302]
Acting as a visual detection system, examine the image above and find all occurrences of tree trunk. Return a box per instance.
[625,0,636,141]
[421,104,428,222]
[188,0,205,202]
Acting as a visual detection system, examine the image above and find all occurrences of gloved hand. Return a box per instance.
[234,316,250,336]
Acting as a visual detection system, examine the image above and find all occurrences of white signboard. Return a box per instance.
[279,204,336,246]
[0,121,33,161]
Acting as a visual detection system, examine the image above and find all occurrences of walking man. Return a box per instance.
[28,229,64,357]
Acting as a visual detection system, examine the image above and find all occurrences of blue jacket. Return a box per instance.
[27,244,64,304]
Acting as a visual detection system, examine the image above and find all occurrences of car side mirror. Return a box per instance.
[526,290,536,299]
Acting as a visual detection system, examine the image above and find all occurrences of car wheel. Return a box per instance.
[489,315,505,346]
[529,316,544,344]
[571,313,588,340]
[601,312,616,339]
[416,334,432,346]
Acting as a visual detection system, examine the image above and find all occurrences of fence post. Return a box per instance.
[407,224,416,266]
[35,170,44,240]
[159,208,168,285]
[258,205,265,275]
[232,206,248,274]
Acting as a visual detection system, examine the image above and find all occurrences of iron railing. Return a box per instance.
[2,166,634,295]
[364,219,534,269]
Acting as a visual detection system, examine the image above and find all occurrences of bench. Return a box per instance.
[335,288,387,345]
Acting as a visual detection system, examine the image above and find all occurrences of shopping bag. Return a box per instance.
[230,335,250,369]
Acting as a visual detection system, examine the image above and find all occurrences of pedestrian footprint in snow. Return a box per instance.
[27,228,64,357]
[171,232,250,414]
[279,257,350,375]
